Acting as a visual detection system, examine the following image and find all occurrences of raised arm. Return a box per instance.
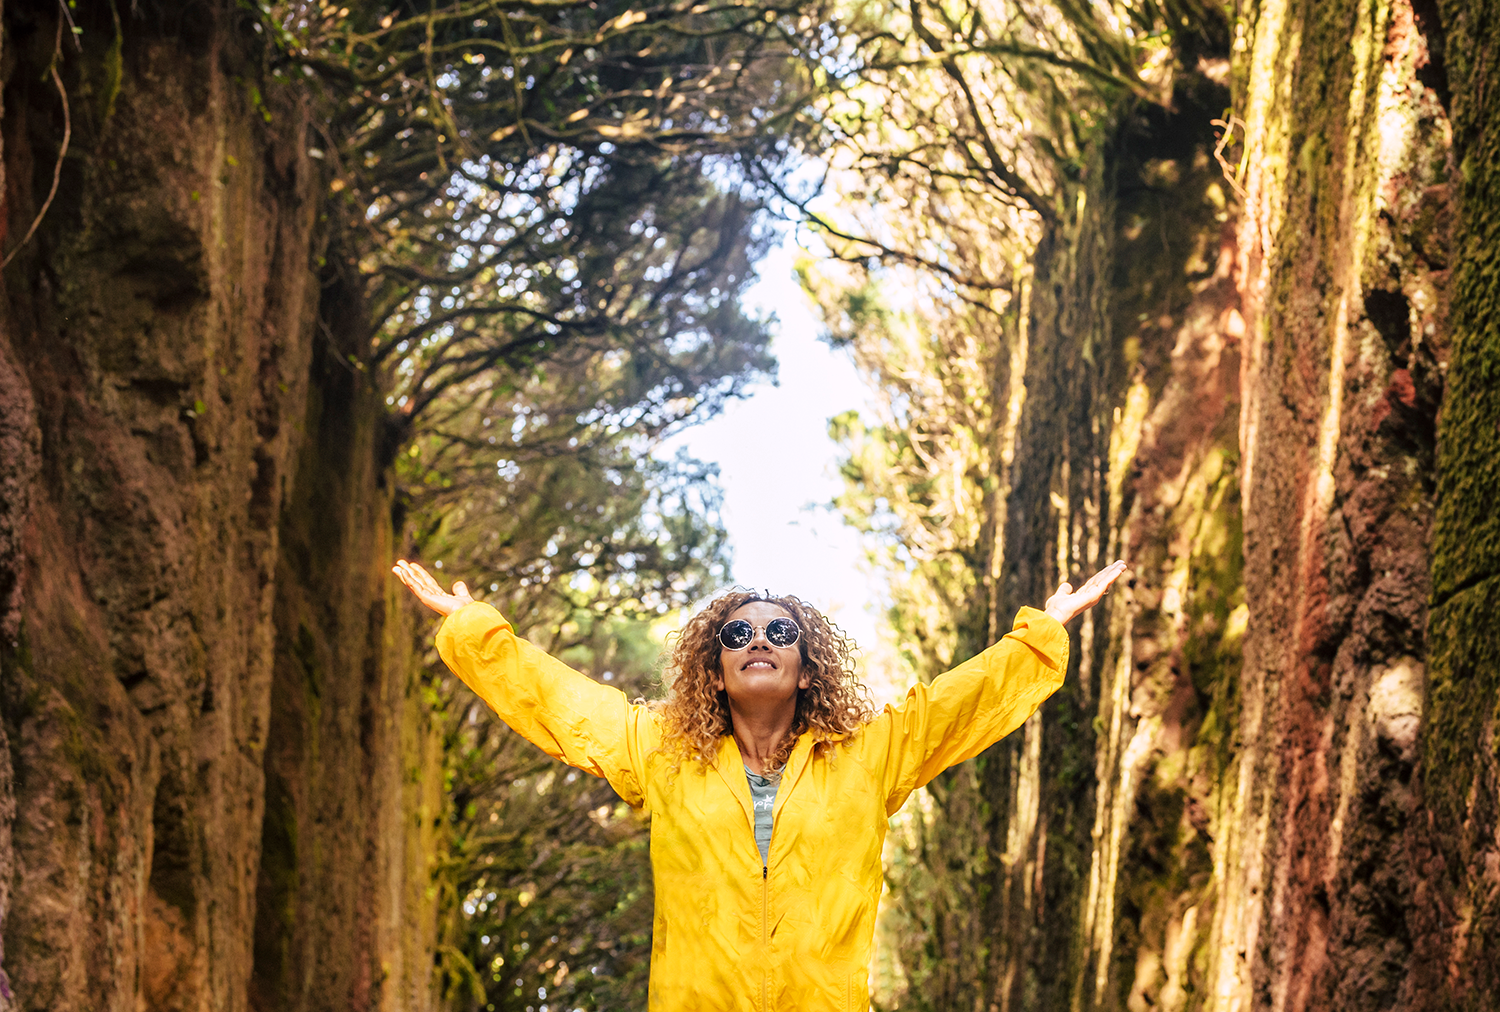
[860,561,1127,814]
[394,560,657,806]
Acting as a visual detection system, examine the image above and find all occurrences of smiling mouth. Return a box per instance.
[742,660,777,670]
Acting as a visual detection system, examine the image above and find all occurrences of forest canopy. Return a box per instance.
[234,0,1227,1008]
[238,0,1219,617]
[2,0,1489,1007]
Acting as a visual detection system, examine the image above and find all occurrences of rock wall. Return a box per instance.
[992,66,1249,1012]
[1414,0,1500,1004]
[892,1,1498,1009]
[0,3,444,1010]
[248,311,445,1012]
[1213,0,1455,1007]
[979,0,1500,1008]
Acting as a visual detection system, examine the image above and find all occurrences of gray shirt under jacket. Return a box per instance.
[745,767,777,867]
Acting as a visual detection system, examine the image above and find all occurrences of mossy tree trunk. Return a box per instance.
[1417,0,1500,1005]
[0,3,445,1010]
[858,1,1494,1010]
[967,0,1499,1007]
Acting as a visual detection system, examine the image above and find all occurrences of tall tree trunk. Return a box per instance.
[0,4,444,1009]
[883,1,1496,1009]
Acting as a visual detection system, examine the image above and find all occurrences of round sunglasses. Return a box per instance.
[718,617,801,651]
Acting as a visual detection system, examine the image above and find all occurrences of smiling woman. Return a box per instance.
[657,594,875,778]
[392,557,1125,1011]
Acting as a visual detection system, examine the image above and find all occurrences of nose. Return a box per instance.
[748,626,772,649]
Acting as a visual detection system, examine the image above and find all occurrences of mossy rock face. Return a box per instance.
[1420,574,1500,1004]
[1432,113,1500,602]
[867,64,1250,1011]
[1424,1,1500,1002]
[1433,0,1500,602]
[1182,0,1474,1006]
[0,3,447,1009]
[1432,314,1500,598]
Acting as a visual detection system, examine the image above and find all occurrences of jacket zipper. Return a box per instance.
[761,864,769,1012]
[761,751,795,1012]
[757,750,793,1012]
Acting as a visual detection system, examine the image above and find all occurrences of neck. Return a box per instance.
[727,696,798,775]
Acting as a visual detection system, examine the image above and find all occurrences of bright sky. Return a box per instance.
[657,238,887,659]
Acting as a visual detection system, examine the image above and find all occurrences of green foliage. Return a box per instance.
[240,0,802,634]
[797,4,1237,1007]
[410,444,733,636]
[233,3,825,1001]
[245,0,838,431]
[774,0,1229,263]
[434,612,667,1012]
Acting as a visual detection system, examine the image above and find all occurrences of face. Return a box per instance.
[713,601,809,706]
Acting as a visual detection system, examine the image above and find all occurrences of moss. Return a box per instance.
[1432,0,1500,601]
[1421,573,1500,864]
[252,774,301,988]
[100,3,125,123]
[1424,3,1500,999]
[1112,774,1214,1010]
[0,619,38,719]
[1182,479,1247,788]
[0,619,144,933]
[1420,573,1500,1002]
[4,618,129,822]
[1431,234,1500,599]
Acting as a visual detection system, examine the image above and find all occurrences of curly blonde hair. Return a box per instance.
[655,590,878,774]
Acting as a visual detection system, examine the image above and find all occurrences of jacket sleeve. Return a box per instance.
[859,606,1070,815]
[435,601,657,808]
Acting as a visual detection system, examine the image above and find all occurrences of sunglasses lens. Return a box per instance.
[766,618,800,647]
[719,620,754,650]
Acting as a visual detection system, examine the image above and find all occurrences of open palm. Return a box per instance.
[1044,560,1128,626]
[393,559,475,617]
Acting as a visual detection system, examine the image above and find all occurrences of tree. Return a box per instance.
[244,0,835,627]
[434,611,666,1012]
[240,2,836,1004]
[793,2,1232,1008]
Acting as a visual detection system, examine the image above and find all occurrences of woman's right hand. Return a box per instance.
[393,559,476,617]
[1043,560,1128,626]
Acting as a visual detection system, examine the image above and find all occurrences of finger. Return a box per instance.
[396,564,429,595]
[403,561,440,592]
[1098,560,1128,588]
[1083,563,1127,601]
[1056,582,1074,596]
[394,561,442,600]
[1085,561,1126,590]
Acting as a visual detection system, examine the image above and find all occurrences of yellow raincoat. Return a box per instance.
[437,602,1069,1011]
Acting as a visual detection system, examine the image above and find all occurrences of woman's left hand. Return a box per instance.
[393,559,475,617]
[1044,560,1128,626]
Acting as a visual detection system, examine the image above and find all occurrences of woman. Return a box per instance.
[394,558,1126,1011]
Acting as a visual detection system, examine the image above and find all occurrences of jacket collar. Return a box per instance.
[776,734,814,818]
[713,733,819,828]
[713,735,755,833]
